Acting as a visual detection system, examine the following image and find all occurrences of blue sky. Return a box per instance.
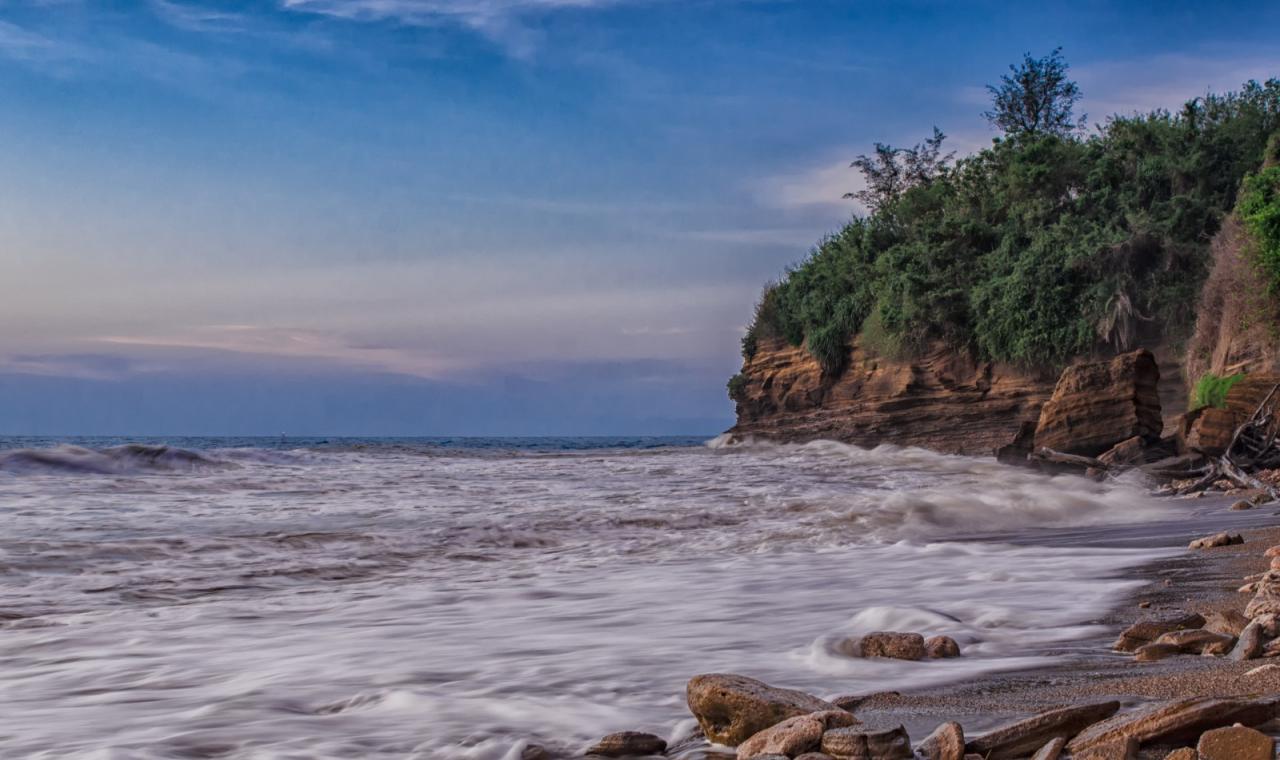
[0,0,1277,435]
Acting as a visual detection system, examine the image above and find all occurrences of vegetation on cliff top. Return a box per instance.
[740,50,1280,381]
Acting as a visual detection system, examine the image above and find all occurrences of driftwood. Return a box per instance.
[1031,447,1107,471]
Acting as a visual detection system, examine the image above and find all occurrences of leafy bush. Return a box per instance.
[739,77,1280,374]
[1238,165,1280,290]
[726,373,749,402]
[1191,372,1244,409]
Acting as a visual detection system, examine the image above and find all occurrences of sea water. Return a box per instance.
[0,436,1198,758]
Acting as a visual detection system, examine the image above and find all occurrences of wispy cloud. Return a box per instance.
[0,18,87,70]
[97,326,458,379]
[756,154,864,213]
[280,0,632,56]
[0,353,140,381]
[1076,51,1279,120]
[150,0,248,33]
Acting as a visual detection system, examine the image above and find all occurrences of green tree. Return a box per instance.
[984,48,1084,138]
[846,128,953,212]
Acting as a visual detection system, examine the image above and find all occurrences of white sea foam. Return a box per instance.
[0,439,1201,757]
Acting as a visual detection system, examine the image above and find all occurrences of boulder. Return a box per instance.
[1134,642,1184,662]
[995,420,1037,466]
[1028,737,1065,760]
[1202,610,1250,637]
[820,725,911,759]
[1196,724,1274,760]
[1071,737,1137,760]
[1066,697,1277,754]
[1033,350,1161,457]
[586,731,668,757]
[1162,749,1196,760]
[915,722,964,760]
[923,636,961,659]
[737,712,859,759]
[686,674,839,747]
[736,715,824,759]
[795,755,835,760]
[829,693,899,712]
[1188,532,1243,549]
[1232,499,1255,510]
[858,632,925,661]
[1229,620,1266,660]
[521,744,553,760]
[1150,628,1237,655]
[1113,612,1206,652]
[964,701,1120,759]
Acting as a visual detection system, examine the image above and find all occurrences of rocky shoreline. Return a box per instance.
[542,509,1280,760]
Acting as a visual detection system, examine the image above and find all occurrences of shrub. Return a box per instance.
[726,373,749,402]
[1191,372,1244,409]
[1238,165,1280,290]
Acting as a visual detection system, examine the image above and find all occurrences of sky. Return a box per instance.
[0,0,1278,435]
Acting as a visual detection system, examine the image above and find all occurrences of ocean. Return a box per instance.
[0,435,1222,758]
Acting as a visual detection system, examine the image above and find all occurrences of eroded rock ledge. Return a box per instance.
[728,338,1188,458]
[727,336,1058,456]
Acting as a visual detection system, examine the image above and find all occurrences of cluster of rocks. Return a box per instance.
[674,674,1272,760]
[1116,535,1280,664]
[835,632,961,661]
[561,672,1280,759]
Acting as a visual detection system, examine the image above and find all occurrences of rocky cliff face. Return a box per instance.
[729,338,1189,456]
[1186,216,1280,381]
[727,337,1058,456]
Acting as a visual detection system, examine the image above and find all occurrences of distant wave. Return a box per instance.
[0,444,227,475]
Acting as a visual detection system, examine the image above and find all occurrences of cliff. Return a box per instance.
[1186,219,1280,382]
[728,338,1190,456]
[727,336,1057,456]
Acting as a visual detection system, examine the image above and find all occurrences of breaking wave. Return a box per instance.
[0,443,227,475]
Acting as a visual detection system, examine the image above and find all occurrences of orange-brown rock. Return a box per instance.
[859,632,925,661]
[686,674,840,746]
[965,701,1120,759]
[728,337,1055,455]
[1033,350,1162,457]
[1186,373,1280,456]
[1066,697,1277,754]
[916,721,965,760]
[1197,724,1274,760]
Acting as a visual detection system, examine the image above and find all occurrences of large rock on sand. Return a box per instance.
[687,674,839,746]
[736,715,823,759]
[1033,350,1161,457]
[820,725,912,759]
[736,712,855,759]
[1197,724,1275,760]
[585,731,667,757]
[916,721,964,760]
[1066,697,1277,754]
[965,701,1120,759]
[858,632,925,660]
[1112,612,1206,653]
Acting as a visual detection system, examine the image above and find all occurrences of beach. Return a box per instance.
[1,437,1274,758]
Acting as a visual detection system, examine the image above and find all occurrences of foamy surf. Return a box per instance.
[0,436,1204,758]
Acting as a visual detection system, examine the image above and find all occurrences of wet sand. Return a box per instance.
[851,499,1280,750]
